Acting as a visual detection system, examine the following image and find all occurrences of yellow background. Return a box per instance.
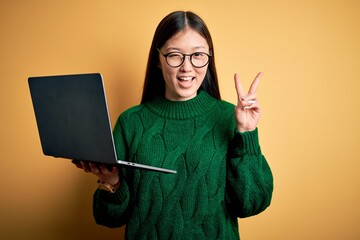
[1,0,359,239]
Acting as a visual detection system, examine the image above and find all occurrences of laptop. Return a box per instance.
[28,73,176,174]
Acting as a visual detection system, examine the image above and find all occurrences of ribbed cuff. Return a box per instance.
[232,128,261,156]
[97,181,129,204]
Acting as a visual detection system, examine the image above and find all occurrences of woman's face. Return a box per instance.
[158,28,209,101]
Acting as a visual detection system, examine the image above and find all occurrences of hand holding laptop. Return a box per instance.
[72,160,120,191]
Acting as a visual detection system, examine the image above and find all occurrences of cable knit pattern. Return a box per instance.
[93,91,273,239]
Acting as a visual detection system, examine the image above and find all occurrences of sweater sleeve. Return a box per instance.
[226,128,273,218]
[92,115,131,228]
[93,180,130,228]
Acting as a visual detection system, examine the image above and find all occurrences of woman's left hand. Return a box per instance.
[234,72,263,133]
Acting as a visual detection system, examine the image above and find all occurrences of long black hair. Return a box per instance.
[141,11,221,104]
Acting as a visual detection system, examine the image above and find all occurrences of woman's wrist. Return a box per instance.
[237,126,255,133]
[98,176,119,186]
[97,178,121,193]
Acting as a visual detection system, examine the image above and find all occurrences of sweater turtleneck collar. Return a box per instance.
[145,91,217,120]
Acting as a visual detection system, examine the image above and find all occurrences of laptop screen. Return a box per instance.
[28,73,117,164]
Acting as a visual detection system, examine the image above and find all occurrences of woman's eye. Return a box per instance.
[168,53,182,58]
[193,52,206,58]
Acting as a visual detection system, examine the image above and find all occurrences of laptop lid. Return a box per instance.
[28,73,176,174]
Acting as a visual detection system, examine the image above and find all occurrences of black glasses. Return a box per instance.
[157,48,211,68]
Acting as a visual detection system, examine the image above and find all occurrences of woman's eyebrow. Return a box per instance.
[165,46,208,52]
[192,46,207,50]
[165,47,182,52]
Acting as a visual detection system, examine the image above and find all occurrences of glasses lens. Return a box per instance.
[166,53,184,67]
[191,52,209,68]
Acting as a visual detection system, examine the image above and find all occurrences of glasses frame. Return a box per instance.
[157,48,211,68]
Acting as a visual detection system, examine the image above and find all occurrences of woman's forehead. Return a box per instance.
[163,28,209,52]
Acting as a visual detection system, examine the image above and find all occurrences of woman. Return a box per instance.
[75,11,273,239]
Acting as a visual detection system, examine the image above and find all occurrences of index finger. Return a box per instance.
[248,72,263,94]
[234,72,246,100]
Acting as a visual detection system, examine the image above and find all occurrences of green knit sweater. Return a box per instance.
[93,91,273,239]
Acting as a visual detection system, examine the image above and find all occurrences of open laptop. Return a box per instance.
[28,73,176,174]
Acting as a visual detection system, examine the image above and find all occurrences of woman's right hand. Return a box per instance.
[72,160,120,186]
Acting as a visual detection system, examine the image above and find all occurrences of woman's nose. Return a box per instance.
[180,56,192,71]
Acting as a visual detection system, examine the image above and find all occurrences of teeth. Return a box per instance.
[178,77,193,81]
